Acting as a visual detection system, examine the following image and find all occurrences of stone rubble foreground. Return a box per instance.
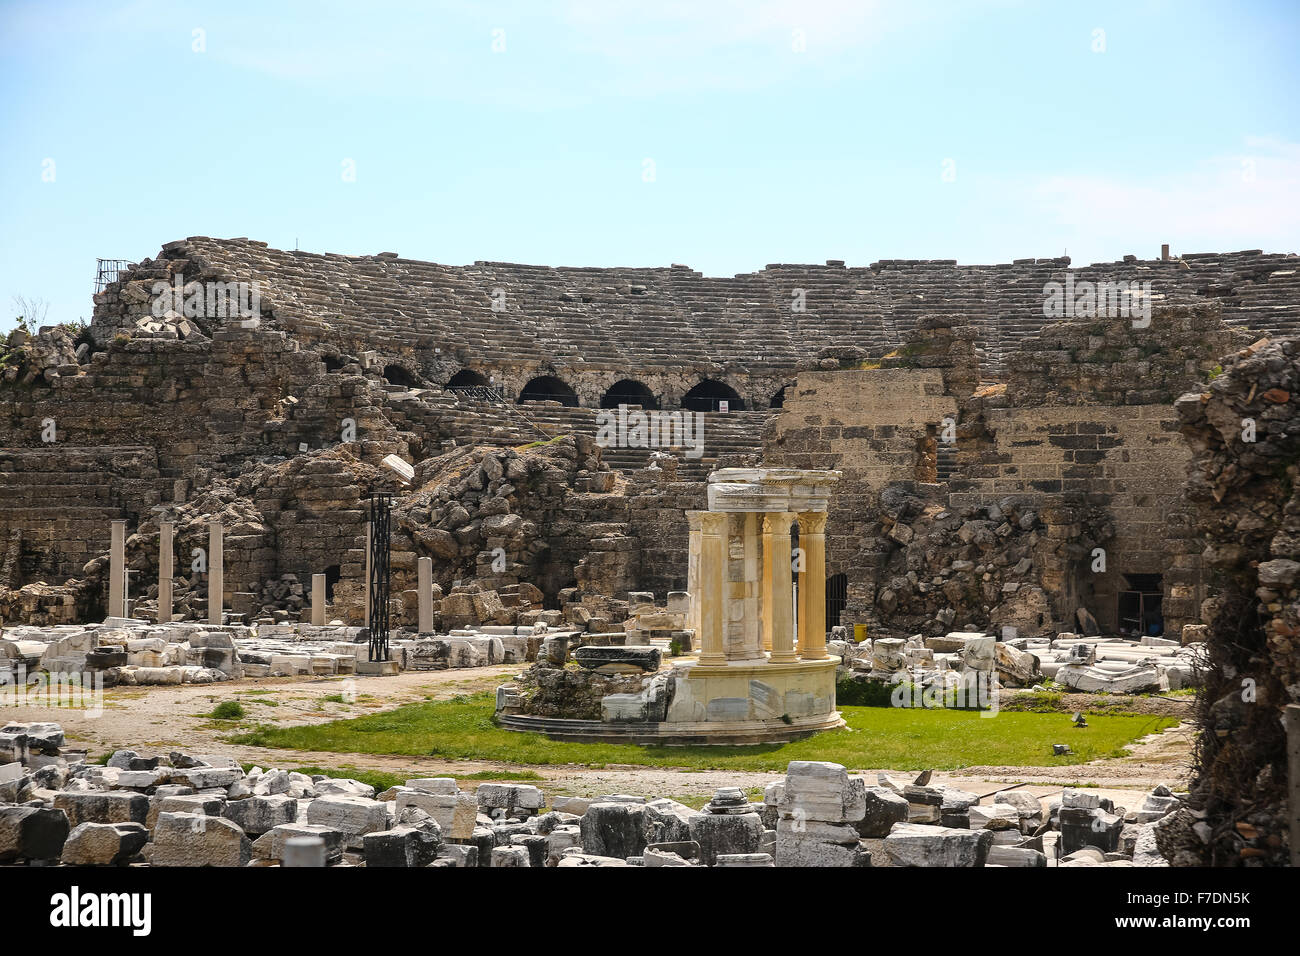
[0,721,1186,867]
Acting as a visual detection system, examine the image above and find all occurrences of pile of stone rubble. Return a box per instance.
[0,618,597,687]
[0,723,1186,867]
[832,628,1204,695]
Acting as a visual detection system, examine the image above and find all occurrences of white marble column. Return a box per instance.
[698,511,728,666]
[108,519,126,619]
[686,511,703,635]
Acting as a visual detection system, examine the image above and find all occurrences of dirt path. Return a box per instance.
[3,668,1193,805]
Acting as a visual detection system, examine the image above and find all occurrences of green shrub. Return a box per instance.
[209,701,246,720]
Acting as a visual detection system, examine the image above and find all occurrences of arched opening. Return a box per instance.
[770,386,787,409]
[446,368,489,389]
[826,573,848,631]
[383,364,420,387]
[324,565,342,602]
[323,354,347,372]
[519,375,579,407]
[682,379,745,412]
[600,379,658,409]
[530,546,575,610]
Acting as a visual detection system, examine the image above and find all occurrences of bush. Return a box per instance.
[209,701,246,720]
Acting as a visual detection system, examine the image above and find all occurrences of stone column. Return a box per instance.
[417,557,434,633]
[697,511,728,666]
[311,573,327,626]
[208,519,224,626]
[742,512,761,656]
[108,519,126,619]
[158,521,174,624]
[686,511,703,635]
[799,512,829,660]
[764,512,797,663]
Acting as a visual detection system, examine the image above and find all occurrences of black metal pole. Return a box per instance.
[368,492,392,662]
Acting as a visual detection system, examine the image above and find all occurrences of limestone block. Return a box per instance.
[59,822,148,866]
[54,791,148,828]
[364,825,441,867]
[149,811,250,867]
[883,823,994,866]
[306,795,390,849]
[252,823,344,864]
[222,794,298,835]
[689,812,763,866]
[856,786,910,837]
[0,805,70,862]
[580,803,646,859]
[779,761,866,824]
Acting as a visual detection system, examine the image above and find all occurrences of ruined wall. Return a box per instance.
[952,305,1250,634]
[1173,335,1299,866]
[763,366,959,629]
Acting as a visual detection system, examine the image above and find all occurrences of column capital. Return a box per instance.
[699,511,729,535]
[798,511,828,535]
[760,511,796,536]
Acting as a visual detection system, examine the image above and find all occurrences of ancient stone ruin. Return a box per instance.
[2,236,1299,868]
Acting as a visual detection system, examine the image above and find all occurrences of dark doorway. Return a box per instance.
[826,573,848,630]
[1118,573,1163,637]
[682,379,745,412]
[520,375,579,407]
[446,368,489,389]
[600,379,658,409]
[383,364,420,387]
[531,547,574,609]
[324,565,341,602]
[770,386,787,409]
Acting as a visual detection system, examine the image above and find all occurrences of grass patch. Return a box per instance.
[232,692,1177,772]
[208,701,246,720]
[238,763,409,794]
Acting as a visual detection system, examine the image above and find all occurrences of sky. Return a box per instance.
[1,0,1298,334]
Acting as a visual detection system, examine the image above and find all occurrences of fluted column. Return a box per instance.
[799,511,829,660]
[764,512,797,663]
[108,519,126,619]
[698,511,728,666]
[686,511,703,636]
[158,521,174,624]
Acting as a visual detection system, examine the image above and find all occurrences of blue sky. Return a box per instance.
[1,0,1297,333]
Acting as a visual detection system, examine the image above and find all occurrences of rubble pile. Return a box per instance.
[869,489,1057,638]
[0,324,88,387]
[831,628,1203,697]
[0,734,1188,868]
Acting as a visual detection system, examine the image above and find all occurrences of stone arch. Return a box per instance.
[682,379,745,412]
[446,368,489,389]
[600,379,659,409]
[383,364,420,387]
[519,375,579,407]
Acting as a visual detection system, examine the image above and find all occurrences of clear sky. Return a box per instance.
[1,0,1297,334]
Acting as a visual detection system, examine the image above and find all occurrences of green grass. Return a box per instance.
[232,692,1177,772]
[208,701,246,720]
